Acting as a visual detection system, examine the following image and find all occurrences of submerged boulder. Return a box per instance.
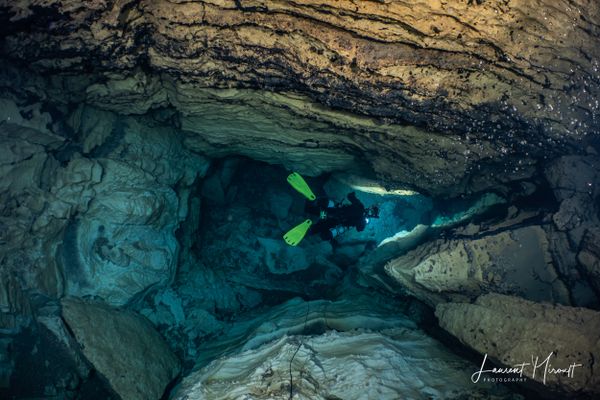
[61,298,180,400]
[384,226,570,306]
[436,294,600,396]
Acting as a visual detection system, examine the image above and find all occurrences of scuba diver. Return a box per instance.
[283,172,379,246]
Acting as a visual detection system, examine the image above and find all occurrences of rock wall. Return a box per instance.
[0,123,66,314]
[375,156,600,309]
[0,102,206,396]
[0,100,209,315]
[545,156,600,299]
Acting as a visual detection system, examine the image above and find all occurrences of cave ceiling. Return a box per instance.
[1,0,599,195]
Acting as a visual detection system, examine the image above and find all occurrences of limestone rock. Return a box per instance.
[0,4,598,400]
[384,226,570,306]
[0,98,54,134]
[436,294,600,396]
[545,227,598,308]
[61,297,180,400]
[2,0,598,139]
[545,156,600,296]
[3,297,121,399]
[60,158,181,305]
[193,295,417,366]
[431,193,506,228]
[1,1,598,195]
[200,158,241,205]
[173,327,517,400]
[178,89,361,178]
[0,104,209,306]
[0,110,212,400]
[544,155,599,245]
[67,104,118,154]
[0,123,68,309]
[545,156,600,203]
[578,228,600,293]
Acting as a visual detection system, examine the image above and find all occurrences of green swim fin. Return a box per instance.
[283,219,313,246]
[287,172,316,201]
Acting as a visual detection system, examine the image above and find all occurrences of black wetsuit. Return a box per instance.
[306,192,366,241]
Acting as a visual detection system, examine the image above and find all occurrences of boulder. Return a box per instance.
[436,294,600,396]
[2,298,118,399]
[385,226,570,306]
[61,297,180,400]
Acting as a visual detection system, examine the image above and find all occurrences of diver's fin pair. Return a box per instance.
[287,172,316,201]
[283,219,313,246]
[284,172,315,246]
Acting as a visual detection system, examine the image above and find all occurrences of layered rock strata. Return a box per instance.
[174,327,518,400]
[2,0,598,136]
[2,0,599,195]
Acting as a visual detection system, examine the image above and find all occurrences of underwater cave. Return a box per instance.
[1,1,600,399]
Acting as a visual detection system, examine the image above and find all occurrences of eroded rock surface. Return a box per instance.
[0,104,209,308]
[62,157,181,304]
[61,297,180,400]
[0,122,67,309]
[545,155,600,299]
[436,294,600,396]
[2,0,598,135]
[173,328,517,400]
[1,1,598,195]
[384,225,570,306]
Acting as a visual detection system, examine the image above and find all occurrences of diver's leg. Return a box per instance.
[305,197,329,216]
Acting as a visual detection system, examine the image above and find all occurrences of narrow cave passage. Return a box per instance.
[137,153,559,387]
[137,157,438,370]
